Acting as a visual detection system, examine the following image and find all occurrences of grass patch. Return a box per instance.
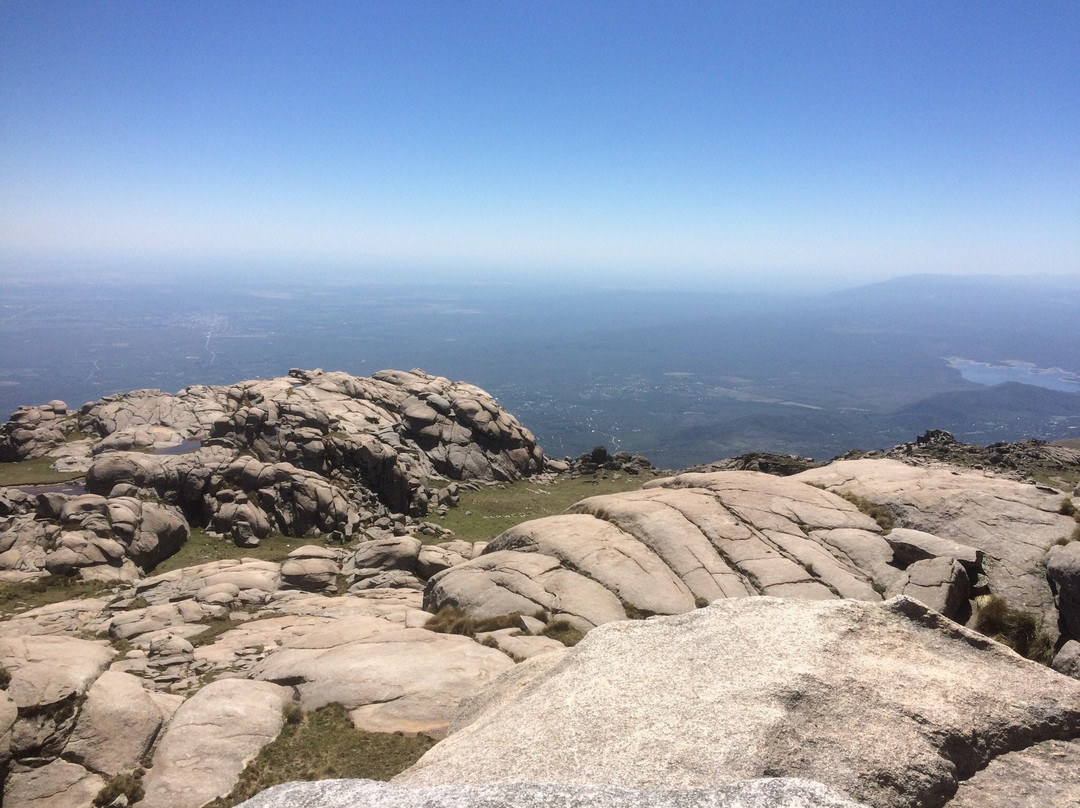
[188,616,243,647]
[838,491,895,533]
[424,604,524,636]
[541,620,584,647]
[1061,497,1077,517]
[436,471,659,544]
[973,595,1056,665]
[0,456,83,487]
[149,528,331,575]
[204,703,437,807]
[93,772,144,807]
[0,576,110,619]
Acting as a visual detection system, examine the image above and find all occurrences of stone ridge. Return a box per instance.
[425,470,979,631]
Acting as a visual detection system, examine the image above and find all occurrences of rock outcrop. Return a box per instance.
[397,596,1080,808]
[0,368,547,582]
[795,458,1077,630]
[427,470,986,630]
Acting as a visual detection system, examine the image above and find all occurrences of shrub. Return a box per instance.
[0,665,9,689]
[1060,497,1077,517]
[94,772,145,807]
[283,700,303,725]
[973,595,1055,665]
[424,605,522,637]
[839,492,894,533]
[542,620,584,647]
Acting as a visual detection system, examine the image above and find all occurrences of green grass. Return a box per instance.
[204,703,437,807]
[0,576,110,619]
[0,456,83,487]
[435,471,659,544]
[149,528,333,575]
[188,616,244,647]
[973,595,1056,665]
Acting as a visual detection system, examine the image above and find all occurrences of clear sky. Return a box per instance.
[1,1,1077,290]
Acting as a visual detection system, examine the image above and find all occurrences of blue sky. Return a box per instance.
[1,1,1077,290]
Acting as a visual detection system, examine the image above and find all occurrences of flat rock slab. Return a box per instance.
[250,615,514,735]
[397,596,1080,808]
[236,778,872,808]
[140,678,291,808]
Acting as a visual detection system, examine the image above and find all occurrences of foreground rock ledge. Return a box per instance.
[237,778,872,808]
[396,596,1080,808]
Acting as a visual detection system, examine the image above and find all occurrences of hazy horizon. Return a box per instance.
[3,2,1078,289]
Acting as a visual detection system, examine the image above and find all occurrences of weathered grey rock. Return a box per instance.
[946,739,1080,807]
[796,459,1078,627]
[426,549,627,631]
[0,401,70,461]
[429,471,906,630]
[140,678,291,808]
[398,596,1080,808]
[350,536,422,574]
[63,670,163,775]
[280,545,342,591]
[236,778,872,808]
[884,556,971,621]
[883,527,981,570]
[0,689,16,765]
[1053,639,1080,679]
[2,759,105,808]
[250,615,514,735]
[1047,541,1080,640]
[0,635,113,758]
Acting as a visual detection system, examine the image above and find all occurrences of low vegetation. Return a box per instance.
[838,491,895,533]
[435,470,659,544]
[0,456,83,487]
[0,575,110,619]
[150,528,332,575]
[1061,497,1077,517]
[188,616,244,648]
[205,703,437,807]
[93,772,144,807]
[424,604,525,636]
[973,595,1055,665]
[541,620,584,646]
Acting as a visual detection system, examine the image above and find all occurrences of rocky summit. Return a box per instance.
[0,368,544,583]
[1,375,1080,808]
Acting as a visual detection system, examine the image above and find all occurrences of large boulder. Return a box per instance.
[236,778,871,808]
[397,596,1080,808]
[139,678,292,808]
[62,670,164,776]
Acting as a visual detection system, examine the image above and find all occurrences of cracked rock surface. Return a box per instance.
[397,596,1080,808]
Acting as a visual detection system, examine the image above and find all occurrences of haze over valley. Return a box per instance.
[2,271,1077,467]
